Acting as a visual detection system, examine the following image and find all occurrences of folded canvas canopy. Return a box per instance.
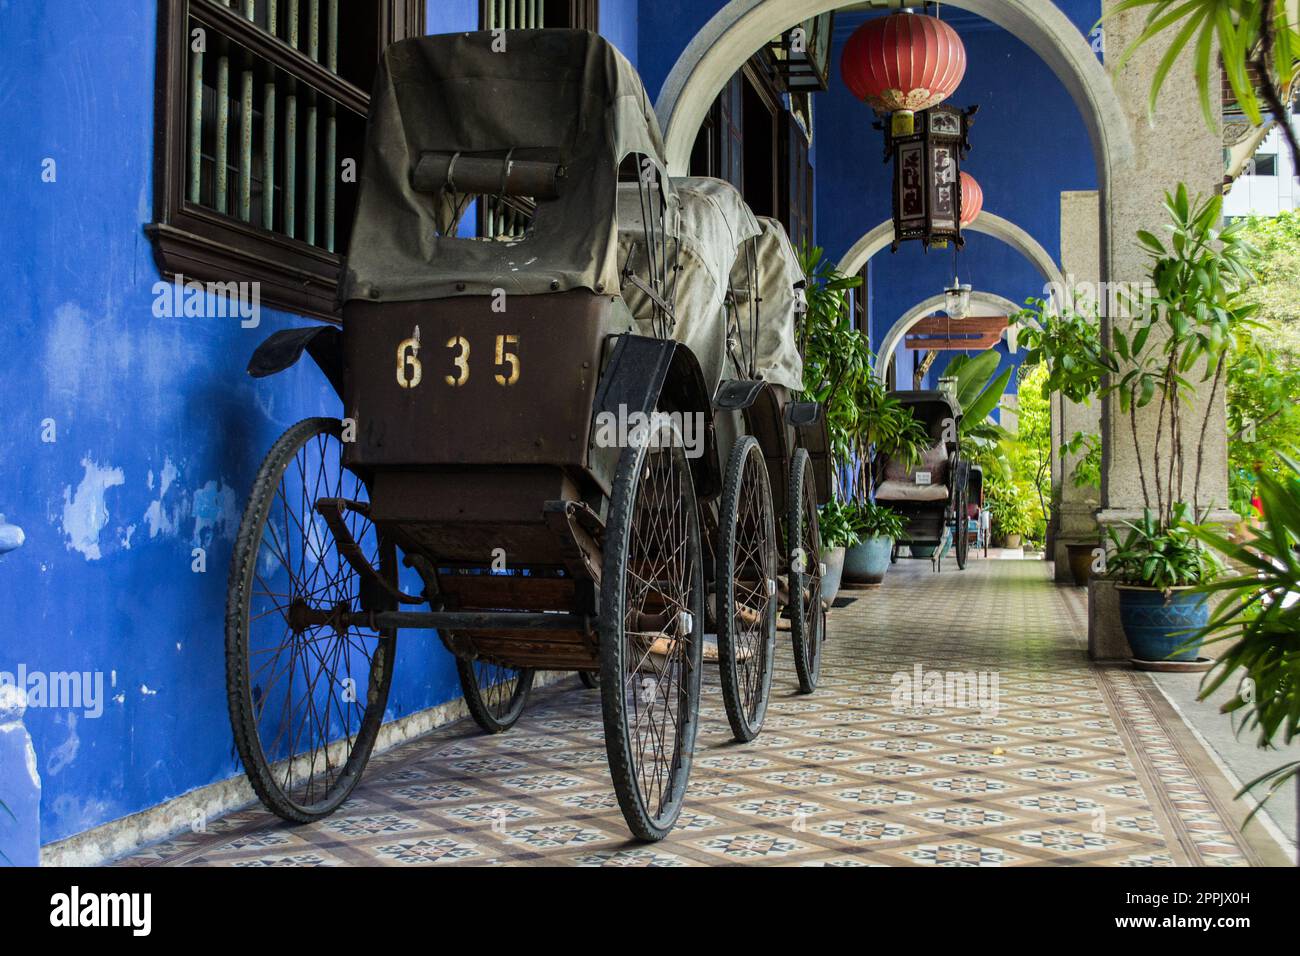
[617,177,761,397]
[741,217,807,391]
[343,29,666,304]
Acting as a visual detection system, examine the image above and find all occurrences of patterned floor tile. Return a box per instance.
[116,560,1281,867]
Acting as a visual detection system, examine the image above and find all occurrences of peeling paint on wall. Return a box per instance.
[142,457,179,538]
[60,457,125,560]
[191,480,238,548]
[46,713,79,775]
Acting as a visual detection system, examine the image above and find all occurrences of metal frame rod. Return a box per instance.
[361,611,593,632]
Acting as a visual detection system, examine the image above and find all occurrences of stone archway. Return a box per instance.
[654,0,1133,186]
[875,291,1022,384]
[836,211,1068,299]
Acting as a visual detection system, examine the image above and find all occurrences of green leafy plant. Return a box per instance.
[1017,297,1110,405]
[1114,186,1257,530]
[1186,457,1300,819]
[1063,430,1102,493]
[1105,506,1225,591]
[847,501,906,541]
[986,478,1036,543]
[1106,0,1300,173]
[798,243,866,474]
[818,498,861,550]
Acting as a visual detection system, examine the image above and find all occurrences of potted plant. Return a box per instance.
[1096,186,1254,664]
[1186,458,1300,842]
[817,497,859,603]
[986,478,1032,549]
[1106,507,1224,662]
[843,502,906,585]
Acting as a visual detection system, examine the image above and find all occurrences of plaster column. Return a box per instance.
[0,684,40,866]
[1090,0,1232,658]
[1053,190,1103,581]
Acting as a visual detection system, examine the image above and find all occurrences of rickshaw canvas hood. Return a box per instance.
[745,217,806,392]
[617,176,761,399]
[342,30,667,304]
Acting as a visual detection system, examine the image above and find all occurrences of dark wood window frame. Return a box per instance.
[478,1,598,31]
[147,0,425,322]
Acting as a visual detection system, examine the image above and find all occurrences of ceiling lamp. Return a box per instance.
[841,11,967,136]
[960,171,983,226]
[945,278,972,320]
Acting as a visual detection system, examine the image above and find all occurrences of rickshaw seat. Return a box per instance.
[874,441,950,503]
[875,480,950,503]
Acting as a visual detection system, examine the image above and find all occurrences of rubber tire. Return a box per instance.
[599,439,704,842]
[226,417,396,824]
[955,485,970,571]
[787,448,825,694]
[456,659,535,734]
[716,436,777,743]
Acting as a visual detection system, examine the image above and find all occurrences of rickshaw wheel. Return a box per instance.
[456,657,535,734]
[226,417,396,823]
[787,448,825,694]
[716,436,777,743]
[578,670,601,689]
[599,434,704,842]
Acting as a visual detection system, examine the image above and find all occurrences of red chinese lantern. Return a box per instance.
[840,12,967,136]
[960,172,983,226]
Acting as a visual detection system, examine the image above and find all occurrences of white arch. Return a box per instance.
[836,211,1067,295]
[654,0,1132,188]
[876,291,1022,383]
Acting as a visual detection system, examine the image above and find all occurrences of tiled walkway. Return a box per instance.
[119,558,1288,866]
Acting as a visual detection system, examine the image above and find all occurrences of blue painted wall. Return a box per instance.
[0,0,1102,848]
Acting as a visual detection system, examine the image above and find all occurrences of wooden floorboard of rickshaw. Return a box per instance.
[116,558,1285,867]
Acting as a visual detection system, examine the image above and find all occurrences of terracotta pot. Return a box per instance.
[1065,543,1097,587]
[1002,533,1023,549]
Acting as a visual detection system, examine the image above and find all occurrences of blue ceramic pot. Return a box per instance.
[844,536,893,584]
[1117,586,1209,662]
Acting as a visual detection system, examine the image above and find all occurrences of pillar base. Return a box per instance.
[1086,578,1131,660]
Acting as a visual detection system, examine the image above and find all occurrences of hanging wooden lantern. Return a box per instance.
[881,102,977,251]
[841,13,967,136]
[960,172,983,226]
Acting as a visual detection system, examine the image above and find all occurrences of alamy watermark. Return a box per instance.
[151,273,261,328]
[1043,274,1157,320]
[0,665,106,719]
[592,405,707,460]
[890,663,1000,718]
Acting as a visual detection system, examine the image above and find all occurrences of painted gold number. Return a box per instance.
[494,334,520,386]
[445,336,469,387]
[396,326,422,389]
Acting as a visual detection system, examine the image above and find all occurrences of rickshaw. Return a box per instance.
[874,391,970,572]
[622,184,829,728]
[966,464,989,558]
[226,29,826,842]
